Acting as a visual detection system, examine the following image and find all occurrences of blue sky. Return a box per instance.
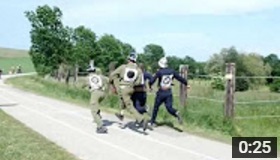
[1,0,280,61]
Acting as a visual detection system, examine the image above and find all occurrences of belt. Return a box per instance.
[91,87,105,92]
[134,87,146,92]
[160,86,171,90]
[119,85,130,89]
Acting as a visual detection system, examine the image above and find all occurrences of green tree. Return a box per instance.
[264,54,280,76]
[25,5,72,76]
[71,26,97,70]
[241,53,272,88]
[205,47,249,91]
[138,44,165,73]
[166,56,183,71]
[96,34,134,74]
[167,55,197,76]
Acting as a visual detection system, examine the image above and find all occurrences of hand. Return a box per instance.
[111,86,117,94]
[185,85,191,91]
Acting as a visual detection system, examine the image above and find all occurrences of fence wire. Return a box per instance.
[188,75,280,105]
[235,100,280,105]
[235,115,280,119]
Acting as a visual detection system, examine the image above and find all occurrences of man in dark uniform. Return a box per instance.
[149,57,188,127]
[131,63,153,114]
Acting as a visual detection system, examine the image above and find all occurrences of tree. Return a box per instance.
[205,46,271,91]
[25,5,72,76]
[166,56,183,71]
[264,54,280,76]
[167,55,197,76]
[96,34,134,74]
[240,53,272,89]
[71,26,97,70]
[205,52,225,74]
[138,44,165,73]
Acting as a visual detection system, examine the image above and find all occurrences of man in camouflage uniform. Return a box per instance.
[109,53,149,131]
[87,65,108,133]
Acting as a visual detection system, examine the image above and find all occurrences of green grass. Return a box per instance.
[5,76,280,150]
[0,57,35,74]
[0,47,35,74]
[0,47,29,58]
[0,109,78,160]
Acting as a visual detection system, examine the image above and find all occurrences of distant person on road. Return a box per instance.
[0,68,2,79]
[16,65,22,73]
[86,65,109,134]
[9,66,15,74]
[149,57,189,127]
[109,52,150,131]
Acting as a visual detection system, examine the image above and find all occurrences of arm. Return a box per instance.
[109,65,124,85]
[173,70,187,85]
[102,75,109,91]
[149,71,160,86]
[134,68,144,86]
[145,72,153,89]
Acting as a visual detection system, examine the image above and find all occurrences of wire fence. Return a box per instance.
[177,72,280,119]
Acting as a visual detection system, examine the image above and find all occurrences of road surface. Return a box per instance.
[0,75,276,160]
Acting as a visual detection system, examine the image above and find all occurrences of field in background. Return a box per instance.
[0,47,35,74]
[0,47,29,58]
[6,76,280,149]
[0,110,78,160]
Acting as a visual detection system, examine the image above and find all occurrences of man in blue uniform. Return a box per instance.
[131,63,153,114]
[149,57,188,127]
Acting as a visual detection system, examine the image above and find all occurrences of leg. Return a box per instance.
[164,94,183,124]
[150,92,164,125]
[115,87,125,120]
[164,94,177,117]
[121,87,144,123]
[133,92,147,114]
[90,91,106,132]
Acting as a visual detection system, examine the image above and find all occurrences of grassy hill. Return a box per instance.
[0,47,29,58]
[0,47,35,74]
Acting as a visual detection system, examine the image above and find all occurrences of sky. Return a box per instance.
[1,0,280,61]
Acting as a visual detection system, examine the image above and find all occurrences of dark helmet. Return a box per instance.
[127,52,137,62]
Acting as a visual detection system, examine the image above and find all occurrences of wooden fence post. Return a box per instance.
[179,65,188,107]
[224,63,236,118]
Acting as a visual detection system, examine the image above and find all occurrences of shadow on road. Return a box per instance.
[156,121,183,132]
[102,119,120,127]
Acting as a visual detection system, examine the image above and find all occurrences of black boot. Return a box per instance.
[115,113,124,121]
[96,126,108,134]
[176,111,183,125]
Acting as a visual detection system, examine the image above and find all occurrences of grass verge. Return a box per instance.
[0,110,78,160]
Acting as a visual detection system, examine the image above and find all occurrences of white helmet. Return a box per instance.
[86,66,96,72]
[158,57,168,68]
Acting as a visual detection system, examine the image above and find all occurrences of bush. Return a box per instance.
[235,78,249,91]
[269,79,280,93]
[211,77,225,90]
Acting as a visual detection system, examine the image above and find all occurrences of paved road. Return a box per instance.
[0,75,276,160]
